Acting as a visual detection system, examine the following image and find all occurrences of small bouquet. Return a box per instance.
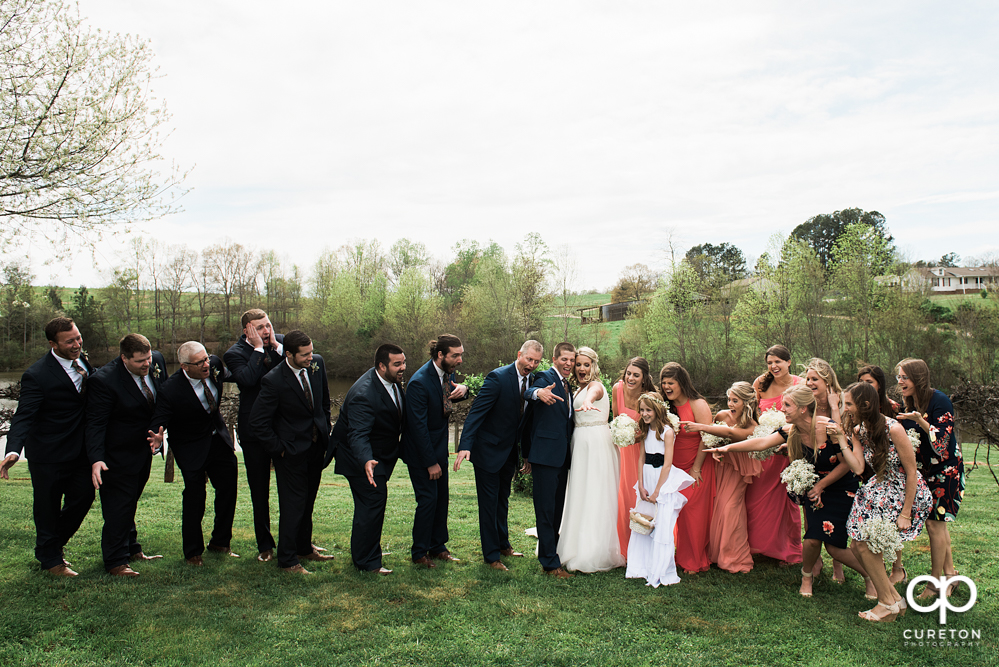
[780,458,818,496]
[749,408,787,460]
[700,422,730,449]
[610,414,639,448]
[859,516,904,563]
[906,428,921,454]
[665,411,681,433]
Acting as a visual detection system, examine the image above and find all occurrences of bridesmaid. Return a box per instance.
[745,345,803,564]
[659,362,714,573]
[895,359,965,599]
[613,357,656,559]
[682,381,761,573]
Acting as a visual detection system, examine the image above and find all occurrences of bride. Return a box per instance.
[557,347,626,572]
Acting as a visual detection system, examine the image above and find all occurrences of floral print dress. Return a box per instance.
[898,389,965,522]
[847,418,932,542]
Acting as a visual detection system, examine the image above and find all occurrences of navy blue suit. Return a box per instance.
[86,352,167,570]
[400,360,467,560]
[523,367,574,571]
[332,367,405,571]
[5,352,96,569]
[457,362,532,563]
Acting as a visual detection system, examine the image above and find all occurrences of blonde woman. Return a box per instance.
[557,348,626,572]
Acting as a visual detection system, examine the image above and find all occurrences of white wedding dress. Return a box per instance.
[556,385,626,572]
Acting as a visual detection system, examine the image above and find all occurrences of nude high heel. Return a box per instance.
[800,568,814,598]
[859,600,900,623]
[863,576,877,601]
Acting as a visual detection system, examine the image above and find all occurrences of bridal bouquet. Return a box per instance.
[610,414,639,448]
[780,458,818,496]
[749,408,787,460]
[700,422,730,449]
[906,428,921,454]
[665,411,681,433]
[859,516,904,563]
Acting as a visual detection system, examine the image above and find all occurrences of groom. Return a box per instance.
[522,342,576,578]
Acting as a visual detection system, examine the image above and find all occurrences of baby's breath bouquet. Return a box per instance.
[665,412,680,433]
[779,458,818,496]
[859,516,904,563]
[610,414,639,448]
[749,408,787,460]
[700,422,730,449]
[906,428,921,454]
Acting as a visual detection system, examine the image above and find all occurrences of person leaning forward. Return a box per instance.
[454,340,543,571]
[249,330,333,574]
[330,344,407,575]
[148,342,239,567]
[1,317,96,576]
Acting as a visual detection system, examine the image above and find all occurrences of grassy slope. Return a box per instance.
[0,455,996,666]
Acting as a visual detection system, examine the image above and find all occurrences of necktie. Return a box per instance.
[263,348,272,368]
[71,359,88,393]
[520,375,528,417]
[299,369,313,411]
[563,377,571,416]
[393,383,403,419]
[201,379,216,413]
[140,376,155,407]
[442,372,453,417]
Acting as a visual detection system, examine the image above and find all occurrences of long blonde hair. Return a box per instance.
[726,381,757,429]
[803,357,843,394]
[783,384,816,462]
[575,347,600,384]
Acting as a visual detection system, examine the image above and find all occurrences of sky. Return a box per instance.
[18,0,999,292]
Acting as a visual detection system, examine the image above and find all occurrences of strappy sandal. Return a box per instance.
[889,565,908,586]
[800,568,814,598]
[897,598,907,618]
[859,600,900,623]
[863,576,877,601]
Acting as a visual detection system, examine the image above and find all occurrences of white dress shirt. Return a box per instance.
[51,350,85,392]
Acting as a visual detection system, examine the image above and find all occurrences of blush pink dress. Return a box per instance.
[743,377,803,563]
[613,381,642,559]
[673,400,715,573]
[708,426,763,573]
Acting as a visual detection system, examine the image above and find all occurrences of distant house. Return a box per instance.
[577,299,644,324]
[719,276,774,300]
[916,267,998,294]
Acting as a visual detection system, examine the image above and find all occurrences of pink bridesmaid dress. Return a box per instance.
[709,443,762,573]
[673,401,715,573]
[613,381,642,559]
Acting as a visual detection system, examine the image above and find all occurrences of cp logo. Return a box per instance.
[906,575,977,624]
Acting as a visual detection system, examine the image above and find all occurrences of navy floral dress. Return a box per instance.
[898,390,965,522]
[847,418,932,542]
[780,430,859,549]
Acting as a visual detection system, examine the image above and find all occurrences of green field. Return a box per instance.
[1,454,995,666]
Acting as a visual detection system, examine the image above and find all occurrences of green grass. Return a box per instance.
[1,455,996,666]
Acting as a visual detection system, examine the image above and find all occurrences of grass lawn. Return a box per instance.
[1,454,996,666]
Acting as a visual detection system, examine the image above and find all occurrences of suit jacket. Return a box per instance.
[5,352,95,464]
[457,362,533,474]
[149,357,232,472]
[521,367,574,468]
[85,351,168,473]
[330,367,405,477]
[249,355,331,458]
[222,333,285,438]
[400,360,468,469]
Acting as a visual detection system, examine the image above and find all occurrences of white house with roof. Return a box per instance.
[919,266,998,293]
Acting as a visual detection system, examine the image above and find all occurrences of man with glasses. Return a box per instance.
[148,342,239,567]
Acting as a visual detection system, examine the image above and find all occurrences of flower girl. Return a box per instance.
[626,392,695,587]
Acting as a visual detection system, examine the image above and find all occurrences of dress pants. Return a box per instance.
[179,435,239,559]
[27,452,95,570]
[408,462,450,560]
[531,461,569,571]
[345,465,395,571]
[473,448,518,563]
[98,455,153,570]
[238,430,276,553]
[272,441,324,568]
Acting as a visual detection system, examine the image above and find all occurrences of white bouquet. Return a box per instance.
[906,428,921,454]
[665,411,681,433]
[610,414,639,448]
[859,516,904,563]
[780,458,818,496]
[749,408,787,460]
[700,422,730,449]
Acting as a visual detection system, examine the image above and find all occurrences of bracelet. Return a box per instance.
[899,514,911,520]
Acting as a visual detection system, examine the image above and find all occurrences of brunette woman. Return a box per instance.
[659,362,714,573]
[613,357,656,559]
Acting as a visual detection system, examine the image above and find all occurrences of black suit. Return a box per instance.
[331,367,404,571]
[249,356,331,568]
[5,351,96,569]
[85,352,167,570]
[457,362,532,563]
[223,333,284,553]
[149,358,238,559]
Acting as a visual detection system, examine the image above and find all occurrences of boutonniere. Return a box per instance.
[211,366,220,382]
[152,365,162,379]
[310,361,319,375]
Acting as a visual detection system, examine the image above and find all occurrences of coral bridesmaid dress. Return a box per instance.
[613,381,642,559]
[673,401,715,573]
[709,441,762,573]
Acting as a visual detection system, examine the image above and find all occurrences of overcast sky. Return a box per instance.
[23,1,999,291]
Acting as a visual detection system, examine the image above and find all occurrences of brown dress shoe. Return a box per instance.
[282,564,312,574]
[257,550,274,562]
[412,556,437,569]
[500,548,524,557]
[488,561,509,571]
[432,551,460,562]
[207,544,239,557]
[46,563,78,577]
[543,567,574,579]
[130,552,163,562]
[109,564,140,577]
[186,556,204,566]
[369,567,393,576]
[301,552,334,562]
